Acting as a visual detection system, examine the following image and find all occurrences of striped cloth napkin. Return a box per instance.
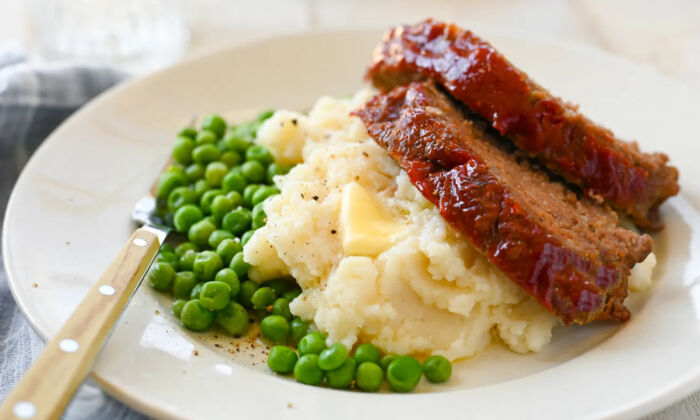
[0,49,147,420]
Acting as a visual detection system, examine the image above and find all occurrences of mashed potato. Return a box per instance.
[244,90,656,361]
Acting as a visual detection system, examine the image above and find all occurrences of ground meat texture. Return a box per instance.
[353,81,653,325]
[366,19,679,231]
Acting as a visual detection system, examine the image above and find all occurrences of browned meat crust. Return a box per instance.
[354,81,653,325]
[366,19,679,230]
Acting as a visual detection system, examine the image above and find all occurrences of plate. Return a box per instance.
[4,27,700,420]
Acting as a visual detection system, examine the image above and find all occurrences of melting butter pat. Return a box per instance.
[340,182,404,256]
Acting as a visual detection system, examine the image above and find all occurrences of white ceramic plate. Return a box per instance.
[4,28,700,420]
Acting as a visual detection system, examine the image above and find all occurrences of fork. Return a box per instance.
[0,196,169,420]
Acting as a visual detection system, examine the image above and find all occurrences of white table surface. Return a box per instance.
[1,0,699,418]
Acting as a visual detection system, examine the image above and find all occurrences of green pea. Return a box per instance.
[231,121,258,140]
[245,145,274,167]
[175,242,199,256]
[380,354,398,371]
[422,355,452,383]
[263,278,290,296]
[386,356,422,392]
[156,171,186,200]
[208,229,234,249]
[210,195,234,221]
[294,354,323,385]
[199,189,223,214]
[242,184,262,207]
[216,301,249,336]
[240,161,265,183]
[216,139,229,152]
[173,205,203,233]
[178,126,197,140]
[173,271,198,299]
[260,315,289,342]
[326,357,356,389]
[271,298,291,319]
[205,162,228,187]
[187,219,216,247]
[161,242,180,255]
[266,163,291,184]
[147,262,175,291]
[206,215,219,228]
[290,317,309,344]
[356,362,383,392]
[164,165,184,174]
[156,245,171,257]
[225,191,243,208]
[282,289,301,301]
[192,250,223,282]
[354,343,381,365]
[245,121,261,139]
[200,114,227,137]
[298,332,326,356]
[238,280,258,307]
[167,186,195,211]
[192,144,221,165]
[253,186,280,207]
[190,282,203,299]
[199,281,231,310]
[223,133,252,153]
[257,109,274,122]
[156,251,179,268]
[240,230,255,246]
[180,299,215,331]
[222,207,252,235]
[267,345,298,374]
[193,179,210,201]
[318,343,349,371]
[161,243,176,254]
[195,129,217,145]
[251,202,267,229]
[230,252,251,278]
[222,169,247,193]
[173,135,195,165]
[216,238,242,265]
[178,249,196,271]
[251,286,276,310]
[184,163,204,182]
[172,299,187,318]
[214,268,240,298]
[220,150,242,168]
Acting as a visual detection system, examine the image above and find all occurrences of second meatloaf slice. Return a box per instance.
[367,19,679,230]
[354,81,652,325]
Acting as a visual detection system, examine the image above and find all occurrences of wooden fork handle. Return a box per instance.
[0,228,160,420]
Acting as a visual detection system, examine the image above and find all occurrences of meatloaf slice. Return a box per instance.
[366,19,679,230]
[354,81,653,325]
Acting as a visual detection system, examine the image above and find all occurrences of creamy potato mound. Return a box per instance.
[244,90,656,361]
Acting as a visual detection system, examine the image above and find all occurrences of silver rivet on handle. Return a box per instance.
[98,285,116,296]
[13,401,36,418]
[58,339,79,353]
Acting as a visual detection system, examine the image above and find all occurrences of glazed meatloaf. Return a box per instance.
[367,19,679,230]
[354,81,653,325]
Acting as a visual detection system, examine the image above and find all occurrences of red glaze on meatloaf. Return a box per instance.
[367,19,679,230]
[353,81,653,325]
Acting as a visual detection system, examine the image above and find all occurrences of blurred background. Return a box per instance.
[0,0,698,90]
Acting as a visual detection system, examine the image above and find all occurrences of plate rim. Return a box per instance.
[3,26,700,420]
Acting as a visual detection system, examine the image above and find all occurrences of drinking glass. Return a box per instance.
[30,0,189,72]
